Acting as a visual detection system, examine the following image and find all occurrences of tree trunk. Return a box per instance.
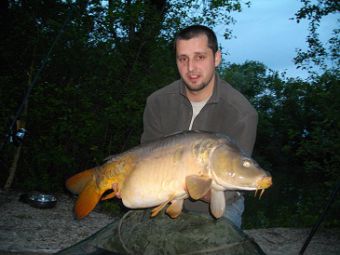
[3,145,22,190]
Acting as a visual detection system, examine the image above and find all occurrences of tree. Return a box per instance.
[293,0,339,72]
[220,61,272,103]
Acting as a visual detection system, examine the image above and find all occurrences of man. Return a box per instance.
[141,25,258,228]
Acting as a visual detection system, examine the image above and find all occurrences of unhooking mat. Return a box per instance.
[56,210,265,255]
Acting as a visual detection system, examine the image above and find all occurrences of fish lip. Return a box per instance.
[256,176,272,189]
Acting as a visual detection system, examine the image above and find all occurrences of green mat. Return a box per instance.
[56,210,265,255]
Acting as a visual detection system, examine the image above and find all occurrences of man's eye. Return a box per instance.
[196,55,205,61]
[178,57,187,63]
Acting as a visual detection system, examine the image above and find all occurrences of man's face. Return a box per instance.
[176,35,221,94]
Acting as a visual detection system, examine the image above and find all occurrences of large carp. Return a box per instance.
[66,131,272,219]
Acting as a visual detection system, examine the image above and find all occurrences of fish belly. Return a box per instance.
[120,150,200,208]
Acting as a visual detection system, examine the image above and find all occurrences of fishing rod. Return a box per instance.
[0,4,73,156]
[299,181,340,255]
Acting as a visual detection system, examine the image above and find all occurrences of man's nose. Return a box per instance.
[187,58,195,72]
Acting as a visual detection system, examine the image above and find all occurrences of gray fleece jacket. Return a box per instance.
[141,74,258,214]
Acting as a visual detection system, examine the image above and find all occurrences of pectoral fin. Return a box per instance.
[186,175,212,200]
[166,199,184,219]
[210,189,226,219]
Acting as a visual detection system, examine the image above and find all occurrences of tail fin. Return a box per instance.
[75,180,102,219]
[65,159,130,219]
[65,168,96,194]
[65,168,104,219]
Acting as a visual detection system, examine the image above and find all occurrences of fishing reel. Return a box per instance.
[13,128,28,145]
[9,120,28,146]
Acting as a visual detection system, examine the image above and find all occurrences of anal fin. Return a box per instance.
[101,191,116,200]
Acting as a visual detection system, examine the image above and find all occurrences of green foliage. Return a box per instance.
[294,0,339,71]
[220,61,269,101]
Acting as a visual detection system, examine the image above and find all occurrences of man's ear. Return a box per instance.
[214,50,222,67]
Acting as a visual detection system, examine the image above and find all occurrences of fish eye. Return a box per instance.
[243,160,251,168]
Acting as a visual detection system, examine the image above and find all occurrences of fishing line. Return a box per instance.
[0,4,73,156]
[118,210,134,254]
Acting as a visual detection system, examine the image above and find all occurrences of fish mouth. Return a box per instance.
[254,176,272,198]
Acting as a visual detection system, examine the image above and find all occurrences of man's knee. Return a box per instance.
[223,194,245,228]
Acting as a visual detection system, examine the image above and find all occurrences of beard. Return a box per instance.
[183,81,208,92]
[183,73,215,92]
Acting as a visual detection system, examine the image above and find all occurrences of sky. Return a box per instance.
[215,0,338,79]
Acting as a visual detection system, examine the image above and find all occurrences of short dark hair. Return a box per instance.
[174,25,219,53]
